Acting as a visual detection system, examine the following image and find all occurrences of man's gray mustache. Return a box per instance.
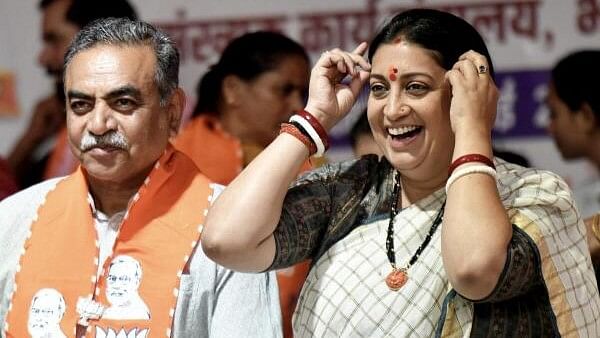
[80,132,129,151]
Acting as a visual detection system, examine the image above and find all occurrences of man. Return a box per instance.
[546,50,600,266]
[7,0,137,188]
[0,18,281,337]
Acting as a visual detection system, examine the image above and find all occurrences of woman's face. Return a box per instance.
[368,40,454,177]
[235,55,310,147]
[546,81,588,160]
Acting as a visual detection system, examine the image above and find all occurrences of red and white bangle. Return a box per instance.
[280,123,317,155]
[296,110,329,150]
[448,153,495,176]
[289,115,326,157]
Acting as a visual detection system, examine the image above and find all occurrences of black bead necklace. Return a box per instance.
[385,171,446,291]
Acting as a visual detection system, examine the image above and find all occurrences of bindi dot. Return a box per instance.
[388,66,398,81]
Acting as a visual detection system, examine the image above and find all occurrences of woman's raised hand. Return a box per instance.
[445,50,499,137]
[304,43,371,130]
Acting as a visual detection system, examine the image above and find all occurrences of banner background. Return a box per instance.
[1,0,599,186]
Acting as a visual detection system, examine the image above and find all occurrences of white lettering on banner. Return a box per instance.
[495,77,518,133]
[532,83,550,129]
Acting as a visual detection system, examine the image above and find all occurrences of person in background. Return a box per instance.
[0,157,18,201]
[174,31,312,183]
[173,31,313,338]
[0,18,281,337]
[349,109,383,157]
[7,0,137,188]
[546,49,600,268]
[203,8,600,336]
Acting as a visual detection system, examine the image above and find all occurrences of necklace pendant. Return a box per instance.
[386,268,408,291]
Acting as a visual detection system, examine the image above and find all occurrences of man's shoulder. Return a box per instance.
[0,177,64,214]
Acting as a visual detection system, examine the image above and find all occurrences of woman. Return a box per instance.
[173,31,313,338]
[174,31,311,184]
[546,50,600,284]
[203,9,600,337]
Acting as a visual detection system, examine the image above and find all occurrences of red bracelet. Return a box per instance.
[280,123,317,155]
[448,154,495,176]
[296,110,329,150]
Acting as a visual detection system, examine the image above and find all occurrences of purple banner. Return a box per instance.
[492,69,550,138]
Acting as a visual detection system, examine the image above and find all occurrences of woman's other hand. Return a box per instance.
[445,50,499,137]
[304,43,371,130]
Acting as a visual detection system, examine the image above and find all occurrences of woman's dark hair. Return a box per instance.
[551,50,600,121]
[193,31,309,117]
[368,8,495,79]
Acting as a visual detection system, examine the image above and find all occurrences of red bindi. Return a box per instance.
[388,66,398,81]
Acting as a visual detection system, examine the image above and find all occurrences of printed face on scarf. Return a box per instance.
[28,288,66,337]
[367,39,454,176]
[106,257,142,307]
[65,44,178,185]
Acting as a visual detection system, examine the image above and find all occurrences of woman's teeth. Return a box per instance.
[388,125,419,136]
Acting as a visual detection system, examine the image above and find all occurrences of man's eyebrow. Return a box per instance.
[103,85,143,101]
[67,90,93,101]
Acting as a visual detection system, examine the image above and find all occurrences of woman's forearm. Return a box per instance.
[203,133,310,272]
[442,131,511,300]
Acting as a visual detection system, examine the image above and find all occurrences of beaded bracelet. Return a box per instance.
[445,164,497,193]
[289,115,326,157]
[296,110,330,150]
[448,153,495,176]
[280,123,317,155]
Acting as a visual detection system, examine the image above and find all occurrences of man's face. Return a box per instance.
[106,260,140,306]
[64,44,179,185]
[38,0,80,82]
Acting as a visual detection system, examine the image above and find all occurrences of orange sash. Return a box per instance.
[5,146,212,337]
[174,115,316,185]
[173,115,243,185]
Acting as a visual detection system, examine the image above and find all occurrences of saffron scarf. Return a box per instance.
[173,115,243,185]
[5,146,212,337]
